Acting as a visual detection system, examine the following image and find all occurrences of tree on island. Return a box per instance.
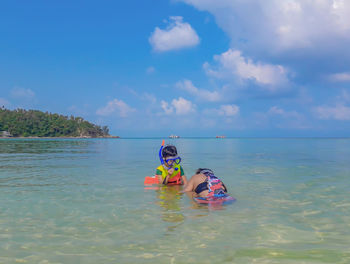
[0,108,111,138]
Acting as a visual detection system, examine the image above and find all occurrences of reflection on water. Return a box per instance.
[156,185,185,227]
[154,185,231,232]
[0,138,94,154]
[0,139,101,192]
[156,185,231,224]
[184,191,229,211]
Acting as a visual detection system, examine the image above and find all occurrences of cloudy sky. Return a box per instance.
[1,0,350,137]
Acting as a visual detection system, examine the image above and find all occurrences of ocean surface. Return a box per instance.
[1,138,350,264]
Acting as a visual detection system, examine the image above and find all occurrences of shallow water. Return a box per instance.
[1,138,350,263]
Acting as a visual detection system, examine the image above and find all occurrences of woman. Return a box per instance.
[183,168,227,197]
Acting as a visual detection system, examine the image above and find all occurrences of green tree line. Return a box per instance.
[0,108,110,137]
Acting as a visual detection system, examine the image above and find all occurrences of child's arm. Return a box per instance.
[155,169,163,184]
[162,167,174,185]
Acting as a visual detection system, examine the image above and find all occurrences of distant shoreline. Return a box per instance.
[2,136,350,139]
[0,136,120,139]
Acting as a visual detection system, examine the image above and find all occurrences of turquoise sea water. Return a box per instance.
[1,138,350,264]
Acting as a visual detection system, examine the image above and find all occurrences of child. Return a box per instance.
[155,144,187,185]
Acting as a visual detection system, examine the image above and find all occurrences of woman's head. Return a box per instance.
[196,168,214,177]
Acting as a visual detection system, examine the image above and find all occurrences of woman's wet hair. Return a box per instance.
[196,168,214,176]
[162,145,178,158]
[196,168,227,192]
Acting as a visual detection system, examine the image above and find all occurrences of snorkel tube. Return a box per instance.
[159,140,165,165]
[159,140,178,171]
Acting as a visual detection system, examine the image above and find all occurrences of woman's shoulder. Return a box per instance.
[191,173,206,182]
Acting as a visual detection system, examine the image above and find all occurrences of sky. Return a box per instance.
[1,0,350,137]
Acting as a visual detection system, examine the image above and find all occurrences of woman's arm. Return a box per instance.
[181,175,188,185]
[184,190,196,200]
[182,176,195,192]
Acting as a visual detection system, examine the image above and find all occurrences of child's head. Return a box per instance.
[162,145,178,158]
[162,145,181,167]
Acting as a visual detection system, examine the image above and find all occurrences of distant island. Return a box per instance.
[0,108,118,138]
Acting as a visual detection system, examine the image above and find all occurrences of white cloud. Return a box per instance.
[175,79,221,102]
[10,87,35,100]
[218,104,239,116]
[268,106,300,118]
[314,104,350,120]
[130,89,158,104]
[146,66,156,74]
[161,97,196,115]
[268,106,285,115]
[338,90,350,103]
[161,100,174,115]
[96,99,136,117]
[181,0,350,52]
[68,104,89,117]
[143,93,157,104]
[149,16,200,52]
[203,104,239,117]
[256,106,309,129]
[314,91,350,121]
[328,72,350,82]
[204,49,289,89]
[172,97,196,115]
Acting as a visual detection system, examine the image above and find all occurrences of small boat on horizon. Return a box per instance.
[169,135,180,138]
[216,135,226,138]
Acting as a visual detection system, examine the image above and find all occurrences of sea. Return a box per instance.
[0,138,350,264]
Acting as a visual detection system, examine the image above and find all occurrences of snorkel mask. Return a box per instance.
[159,141,180,170]
[159,140,165,165]
[164,156,181,166]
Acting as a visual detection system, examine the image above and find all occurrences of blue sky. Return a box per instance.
[1,0,350,137]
